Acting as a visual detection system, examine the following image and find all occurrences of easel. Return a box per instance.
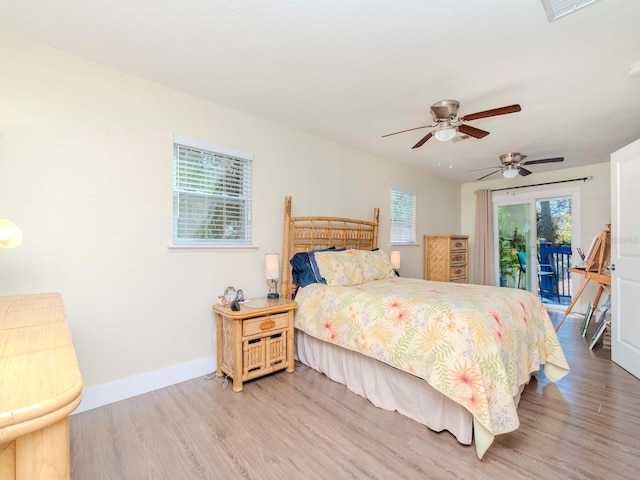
[584,225,611,275]
[555,225,611,332]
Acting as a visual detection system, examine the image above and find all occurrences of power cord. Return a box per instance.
[204,371,230,389]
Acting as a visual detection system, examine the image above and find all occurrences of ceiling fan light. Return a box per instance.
[503,166,519,178]
[434,127,457,142]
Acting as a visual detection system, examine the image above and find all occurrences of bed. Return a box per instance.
[279,196,569,459]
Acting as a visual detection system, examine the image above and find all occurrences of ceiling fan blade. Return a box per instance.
[412,131,433,149]
[521,157,564,166]
[518,167,533,176]
[476,169,501,181]
[458,124,490,139]
[460,104,522,122]
[381,125,429,138]
[468,165,502,172]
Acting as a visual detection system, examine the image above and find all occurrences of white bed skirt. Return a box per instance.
[295,329,473,445]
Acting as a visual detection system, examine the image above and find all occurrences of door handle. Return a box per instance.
[609,264,616,271]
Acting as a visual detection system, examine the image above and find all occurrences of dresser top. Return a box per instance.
[0,293,83,441]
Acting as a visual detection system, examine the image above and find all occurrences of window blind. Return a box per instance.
[390,188,416,244]
[173,138,252,246]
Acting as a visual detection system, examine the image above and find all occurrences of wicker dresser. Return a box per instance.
[424,235,469,283]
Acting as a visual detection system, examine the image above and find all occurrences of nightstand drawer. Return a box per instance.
[243,313,289,337]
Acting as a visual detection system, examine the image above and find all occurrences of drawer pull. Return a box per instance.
[260,320,276,330]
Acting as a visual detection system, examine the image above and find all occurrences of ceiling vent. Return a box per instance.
[541,0,600,22]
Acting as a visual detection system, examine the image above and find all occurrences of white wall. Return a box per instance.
[0,34,460,410]
[461,161,611,310]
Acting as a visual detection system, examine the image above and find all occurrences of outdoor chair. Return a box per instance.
[516,251,559,302]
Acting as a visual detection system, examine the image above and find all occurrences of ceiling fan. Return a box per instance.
[470,152,564,181]
[381,99,521,149]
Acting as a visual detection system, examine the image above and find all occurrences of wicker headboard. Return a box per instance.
[280,195,380,299]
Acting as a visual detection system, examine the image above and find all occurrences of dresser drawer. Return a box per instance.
[450,265,467,279]
[243,312,289,337]
[450,238,467,251]
[450,252,467,264]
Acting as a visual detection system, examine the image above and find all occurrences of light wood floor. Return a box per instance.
[70,310,640,479]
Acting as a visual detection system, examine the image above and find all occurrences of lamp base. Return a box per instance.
[267,293,280,299]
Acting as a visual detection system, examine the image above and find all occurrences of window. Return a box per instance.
[173,135,253,247]
[390,187,416,244]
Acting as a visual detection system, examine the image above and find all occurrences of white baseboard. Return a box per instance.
[73,356,216,414]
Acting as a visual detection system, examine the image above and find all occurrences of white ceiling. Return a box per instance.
[1,0,639,183]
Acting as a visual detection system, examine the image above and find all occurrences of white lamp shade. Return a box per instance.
[390,250,401,269]
[434,127,457,142]
[0,219,23,249]
[265,253,280,280]
[502,166,519,178]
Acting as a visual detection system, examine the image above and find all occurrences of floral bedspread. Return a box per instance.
[294,277,569,458]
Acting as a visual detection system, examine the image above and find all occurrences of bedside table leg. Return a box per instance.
[215,314,223,378]
[233,318,243,391]
[286,313,295,373]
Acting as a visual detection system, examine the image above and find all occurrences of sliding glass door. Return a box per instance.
[497,203,532,290]
[494,188,580,304]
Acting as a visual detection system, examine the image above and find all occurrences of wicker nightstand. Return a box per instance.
[212,297,297,392]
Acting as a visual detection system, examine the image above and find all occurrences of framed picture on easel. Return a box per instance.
[582,236,598,268]
[584,224,611,274]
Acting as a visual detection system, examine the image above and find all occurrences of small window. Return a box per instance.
[390,187,416,244]
[173,135,252,247]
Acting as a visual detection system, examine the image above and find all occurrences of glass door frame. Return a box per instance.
[492,187,581,295]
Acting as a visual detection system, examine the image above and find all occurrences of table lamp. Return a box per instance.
[0,219,23,249]
[265,253,280,299]
[390,250,401,276]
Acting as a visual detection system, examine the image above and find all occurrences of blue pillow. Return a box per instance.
[290,251,320,288]
[290,247,344,288]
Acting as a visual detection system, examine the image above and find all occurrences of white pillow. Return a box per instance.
[313,249,365,286]
[355,249,396,281]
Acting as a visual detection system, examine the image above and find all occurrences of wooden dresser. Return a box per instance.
[424,235,469,283]
[0,293,83,480]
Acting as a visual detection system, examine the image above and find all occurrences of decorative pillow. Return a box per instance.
[290,251,319,288]
[355,249,396,281]
[314,249,365,286]
[290,247,341,287]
